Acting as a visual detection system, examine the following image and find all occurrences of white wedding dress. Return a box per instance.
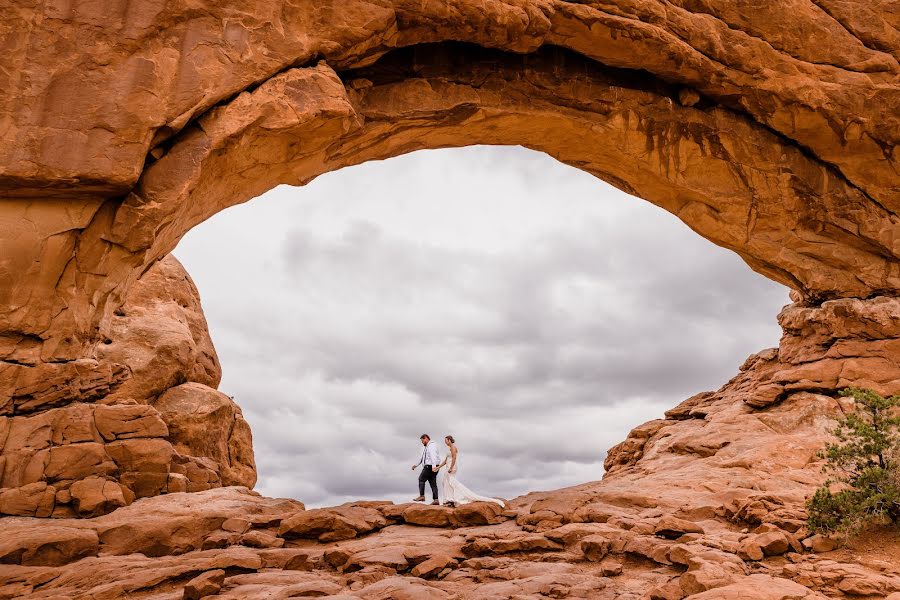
[440,454,504,507]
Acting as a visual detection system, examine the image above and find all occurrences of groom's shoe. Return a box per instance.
[413,496,425,502]
[431,500,440,506]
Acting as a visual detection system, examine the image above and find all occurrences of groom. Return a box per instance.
[411,433,440,505]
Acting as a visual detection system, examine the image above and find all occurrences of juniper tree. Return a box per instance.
[806,387,900,536]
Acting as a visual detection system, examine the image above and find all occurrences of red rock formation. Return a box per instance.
[0,256,255,518]
[0,0,898,597]
[2,2,899,363]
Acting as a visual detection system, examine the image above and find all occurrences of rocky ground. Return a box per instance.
[2,257,899,598]
[3,259,900,598]
[4,336,900,598]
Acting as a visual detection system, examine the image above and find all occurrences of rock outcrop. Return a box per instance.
[0,0,899,598]
[1,294,898,596]
[0,256,255,517]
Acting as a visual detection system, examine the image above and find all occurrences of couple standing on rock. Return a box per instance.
[411,434,505,508]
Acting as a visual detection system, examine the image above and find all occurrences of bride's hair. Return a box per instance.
[445,435,455,443]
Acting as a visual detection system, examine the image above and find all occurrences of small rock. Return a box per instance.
[647,580,686,600]
[202,531,241,550]
[581,535,611,562]
[600,558,623,576]
[654,515,704,539]
[222,517,251,533]
[739,537,765,561]
[411,553,456,579]
[678,88,700,107]
[183,569,225,600]
[802,534,837,553]
[167,473,189,493]
[324,547,353,569]
[240,530,284,548]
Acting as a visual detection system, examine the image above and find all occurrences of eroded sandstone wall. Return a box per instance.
[1,0,898,366]
[0,256,255,518]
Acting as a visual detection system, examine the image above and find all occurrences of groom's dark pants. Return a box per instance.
[418,465,438,500]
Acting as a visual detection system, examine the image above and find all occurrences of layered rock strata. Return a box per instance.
[0,256,255,518]
[1,0,899,597]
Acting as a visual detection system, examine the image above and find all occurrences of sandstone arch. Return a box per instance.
[0,0,898,524]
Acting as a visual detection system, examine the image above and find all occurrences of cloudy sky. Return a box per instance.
[174,146,789,508]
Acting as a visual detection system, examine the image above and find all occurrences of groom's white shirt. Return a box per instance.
[417,441,441,466]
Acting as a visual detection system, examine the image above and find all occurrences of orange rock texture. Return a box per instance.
[0,255,255,519]
[0,0,899,598]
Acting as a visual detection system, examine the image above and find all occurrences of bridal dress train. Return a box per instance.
[440,459,504,507]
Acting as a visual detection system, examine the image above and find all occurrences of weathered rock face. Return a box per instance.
[153,382,256,489]
[0,255,254,517]
[0,1,899,598]
[1,1,899,364]
[97,253,221,403]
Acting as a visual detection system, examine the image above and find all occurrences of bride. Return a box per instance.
[437,435,504,508]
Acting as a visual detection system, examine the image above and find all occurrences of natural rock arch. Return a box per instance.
[0,0,898,523]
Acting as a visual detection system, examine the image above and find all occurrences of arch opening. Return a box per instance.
[173,145,788,506]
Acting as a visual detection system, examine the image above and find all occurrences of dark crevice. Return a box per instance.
[144,54,327,160]
[338,42,680,100]
[337,41,897,220]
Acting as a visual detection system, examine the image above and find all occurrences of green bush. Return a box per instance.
[806,387,900,536]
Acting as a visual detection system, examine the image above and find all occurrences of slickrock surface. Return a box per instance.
[1,1,899,598]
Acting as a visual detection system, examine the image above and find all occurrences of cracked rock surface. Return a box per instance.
[1,1,899,598]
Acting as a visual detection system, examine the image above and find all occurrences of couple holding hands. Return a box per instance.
[411,434,504,507]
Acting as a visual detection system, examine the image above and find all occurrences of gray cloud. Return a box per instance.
[175,145,788,507]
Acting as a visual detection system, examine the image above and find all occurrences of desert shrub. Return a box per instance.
[806,387,900,536]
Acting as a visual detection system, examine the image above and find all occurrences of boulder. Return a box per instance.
[183,569,225,600]
[654,515,705,539]
[97,255,222,403]
[0,526,99,566]
[401,504,452,528]
[152,383,256,488]
[70,477,130,517]
[278,506,387,542]
[44,443,118,481]
[449,501,506,527]
[462,534,563,557]
[802,534,837,553]
[755,531,791,557]
[93,404,168,441]
[410,553,456,579]
[687,574,821,599]
[239,530,284,549]
[0,482,55,517]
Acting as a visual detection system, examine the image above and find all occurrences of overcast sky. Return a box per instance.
[174,146,789,508]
